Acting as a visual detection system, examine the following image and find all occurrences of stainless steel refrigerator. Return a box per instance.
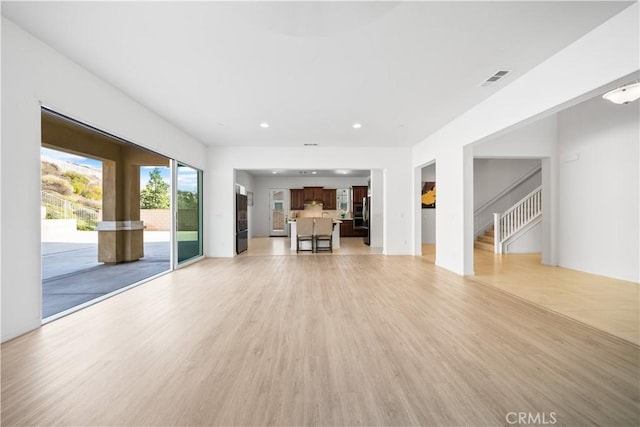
[236,193,248,254]
[363,195,371,246]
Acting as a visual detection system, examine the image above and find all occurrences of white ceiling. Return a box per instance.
[2,1,633,148]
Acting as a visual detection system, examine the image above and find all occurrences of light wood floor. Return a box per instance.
[2,249,639,425]
[420,244,639,345]
[470,248,640,345]
[244,236,375,256]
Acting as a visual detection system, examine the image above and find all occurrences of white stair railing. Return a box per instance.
[474,164,541,238]
[493,186,542,253]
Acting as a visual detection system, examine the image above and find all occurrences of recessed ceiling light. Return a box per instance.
[336,170,350,175]
[260,122,270,128]
[272,171,277,174]
[352,123,362,129]
[311,171,317,175]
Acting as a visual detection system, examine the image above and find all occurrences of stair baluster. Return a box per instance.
[478,186,542,253]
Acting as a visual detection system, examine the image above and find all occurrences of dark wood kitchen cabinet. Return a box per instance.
[292,186,337,210]
[303,186,323,201]
[303,187,322,200]
[339,219,367,237]
[352,186,368,206]
[290,189,305,210]
[339,219,354,237]
[322,189,337,210]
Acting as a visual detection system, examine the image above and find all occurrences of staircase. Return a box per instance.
[474,164,541,239]
[475,185,543,253]
[474,226,495,252]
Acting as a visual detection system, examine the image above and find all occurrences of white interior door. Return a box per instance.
[269,189,289,237]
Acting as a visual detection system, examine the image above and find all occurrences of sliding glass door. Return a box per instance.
[175,162,203,265]
[41,109,173,321]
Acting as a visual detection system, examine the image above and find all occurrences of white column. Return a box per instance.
[463,145,474,275]
[370,169,384,249]
[541,157,557,265]
[493,213,502,254]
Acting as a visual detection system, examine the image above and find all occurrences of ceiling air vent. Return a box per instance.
[481,70,511,87]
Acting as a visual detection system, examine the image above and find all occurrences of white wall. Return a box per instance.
[421,164,436,244]
[505,222,542,254]
[411,4,639,275]
[370,169,383,248]
[208,146,413,257]
[1,19,208,342]
[250,176,369,237]
[473,159,541,209]
[557,95,639,282]
[472,115,557,159]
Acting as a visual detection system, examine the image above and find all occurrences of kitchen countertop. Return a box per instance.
[288,219,343,223]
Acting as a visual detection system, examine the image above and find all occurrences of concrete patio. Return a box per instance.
[42,230,170,318]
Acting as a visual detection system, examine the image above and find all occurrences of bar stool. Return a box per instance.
[296,218,315,253]
[314,218,333,253]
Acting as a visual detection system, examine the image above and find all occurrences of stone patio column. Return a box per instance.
[97,159,144,264]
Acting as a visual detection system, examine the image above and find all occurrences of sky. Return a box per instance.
[41,146,102,169]
[42,147,198,193]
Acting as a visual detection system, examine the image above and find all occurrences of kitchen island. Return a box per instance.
[288,220,341,251]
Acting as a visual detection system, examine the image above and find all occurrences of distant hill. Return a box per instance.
[41,159,102,230]
[41,155,101,182]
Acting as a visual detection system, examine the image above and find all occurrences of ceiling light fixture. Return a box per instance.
[352,122,362,129]
[260,122,270,128]
[272,171,277,174]
[602,81,640,104]
[311,171,317,175]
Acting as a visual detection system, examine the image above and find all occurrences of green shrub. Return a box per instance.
[83,185,102,200]
[63,171,90,195]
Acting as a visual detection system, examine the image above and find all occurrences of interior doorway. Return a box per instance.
[420,163,436,263]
